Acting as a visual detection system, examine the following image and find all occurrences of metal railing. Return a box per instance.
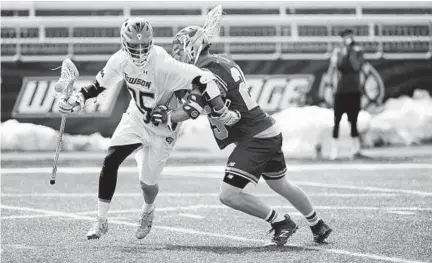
[1,3,431,61]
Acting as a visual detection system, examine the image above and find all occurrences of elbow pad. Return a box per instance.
[182,93,206,119]
[192,74,221,101]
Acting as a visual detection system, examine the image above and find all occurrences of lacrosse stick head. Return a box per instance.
[203,5,223,39]
[172,5,224,65]
[53,58,79,97]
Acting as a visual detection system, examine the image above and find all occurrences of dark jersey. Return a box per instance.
[196,54,275,149]
[335,44,364,95]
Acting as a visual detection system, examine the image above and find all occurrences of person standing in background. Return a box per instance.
[328,29,365,160]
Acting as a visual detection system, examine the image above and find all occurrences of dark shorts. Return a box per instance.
[334,93,361,122]
[223,134,287,188]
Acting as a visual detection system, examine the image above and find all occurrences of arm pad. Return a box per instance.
[80,80,106,100]
[182,93,206,119]
[192,75,221,101]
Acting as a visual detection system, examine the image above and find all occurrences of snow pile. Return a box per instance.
[2,90,432,157]
[272,106,371,158]
[1,120,110,152]
[364,89,432,147]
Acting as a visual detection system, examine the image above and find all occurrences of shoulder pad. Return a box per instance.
[198,71,216,84]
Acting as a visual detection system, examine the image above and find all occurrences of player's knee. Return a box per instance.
[219,183,241,207]
[140,180,158,192]
[103,148,123,170]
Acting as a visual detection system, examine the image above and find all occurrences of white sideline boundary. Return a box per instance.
[0,204,426,263]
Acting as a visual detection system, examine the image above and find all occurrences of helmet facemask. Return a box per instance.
[172,27,208,65]
[121,18,154,67]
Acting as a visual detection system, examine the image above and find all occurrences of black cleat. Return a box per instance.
[310,219,332,243]
[267,214,298,247]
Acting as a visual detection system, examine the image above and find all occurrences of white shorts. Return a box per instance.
[110,112,178,185]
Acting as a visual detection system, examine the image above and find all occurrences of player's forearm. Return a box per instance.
[170,109,192,123]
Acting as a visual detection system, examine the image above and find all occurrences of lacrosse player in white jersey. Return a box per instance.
[58,17,238,240]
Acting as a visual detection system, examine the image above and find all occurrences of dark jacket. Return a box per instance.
[332,43,364,94]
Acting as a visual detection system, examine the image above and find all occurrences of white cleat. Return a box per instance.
[136,208,155,239]
[329,138,338,160]
[351,137,361,157]
[86,217,108,240]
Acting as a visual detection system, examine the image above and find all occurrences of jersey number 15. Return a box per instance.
[127,87,154,124]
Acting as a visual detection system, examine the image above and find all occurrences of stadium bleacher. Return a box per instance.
[1,1,431,62]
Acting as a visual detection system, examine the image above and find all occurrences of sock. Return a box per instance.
[305,210,321,226]
[142,202,155,213]
[97,199,111,220]
[265,209,285,224]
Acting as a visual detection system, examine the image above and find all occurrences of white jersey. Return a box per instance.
[96,45,207,137]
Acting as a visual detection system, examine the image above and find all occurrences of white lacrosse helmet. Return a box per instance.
[120,17,153,67]
[172,26,211,65]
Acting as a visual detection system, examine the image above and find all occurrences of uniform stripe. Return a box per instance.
[265,209,277,222]
[262,168,287,178]
[214,74,228,92]
[305,211,317,220]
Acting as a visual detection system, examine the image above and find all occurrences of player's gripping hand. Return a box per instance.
[151,105,174,130]
[213,109,241,126]
[211,100,241,126]
[58,92,85,114]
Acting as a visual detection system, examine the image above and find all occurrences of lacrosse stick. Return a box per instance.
[193,5,224,65]
[50,58,79,185]
[203,5,224,38]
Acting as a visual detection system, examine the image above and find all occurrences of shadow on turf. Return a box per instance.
[125,244,317,254]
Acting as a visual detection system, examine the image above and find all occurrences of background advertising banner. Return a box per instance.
[2,59,431,136]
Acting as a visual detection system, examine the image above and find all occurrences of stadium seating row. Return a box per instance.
[1,1,431,61]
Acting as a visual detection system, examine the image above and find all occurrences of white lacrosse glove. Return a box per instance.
[211,100,241,126]
[151,105,175,131]
[58,92,85,114]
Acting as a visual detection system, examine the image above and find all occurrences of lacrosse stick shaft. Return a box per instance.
[50,114,67,185]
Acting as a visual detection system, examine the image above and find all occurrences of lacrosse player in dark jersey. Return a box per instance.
[150,26,332,247]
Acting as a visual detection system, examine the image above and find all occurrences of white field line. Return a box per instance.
[387,211,417,215]
[0,204,426,263]
[0,192,399,198]
[1,214,59,220]
[166,172,432,196]
[166,172,432,197]
[291,181,432,196]
[73,205,432,217]
[2,163,432,175]
[178,213,205,219]
[2,165,431,197]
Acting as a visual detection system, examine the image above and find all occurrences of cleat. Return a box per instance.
[310,219,332,243]
[329,139,338,160]
[136,208,155,239]
[86,217,108,240]
[267,214,298,247]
